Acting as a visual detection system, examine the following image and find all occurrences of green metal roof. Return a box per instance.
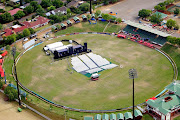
[146,94,180,115]
[166,81,180,93]
[84,116,93,120]
[82,15,87,19]
[61,23,66,27]
[124,112,133,119]
[73,16,79,21]
[52,25,57,29]
[102,114,109,120]
[125,20,170,37]
[94,114,101,120]
[110,113,116,120]
[91,13,95,17]
[67,20,72,24]
[134,109,143,117]
[153,11,168,19]
[117,113,124,120]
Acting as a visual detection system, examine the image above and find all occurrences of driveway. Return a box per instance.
[102,0,165,21]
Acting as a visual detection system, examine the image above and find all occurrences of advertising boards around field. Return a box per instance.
[23,39,35,50]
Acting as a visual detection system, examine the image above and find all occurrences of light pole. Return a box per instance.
[90,0,92,14]
[128,69,137,120]
[12,47,21,106]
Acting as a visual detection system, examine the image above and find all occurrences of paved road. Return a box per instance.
[102,0,165,22]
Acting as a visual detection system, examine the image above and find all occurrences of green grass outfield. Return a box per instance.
[54,21,123,36]
[16,34,173,110]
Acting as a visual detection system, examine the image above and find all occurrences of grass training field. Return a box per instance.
[16,34,173,110]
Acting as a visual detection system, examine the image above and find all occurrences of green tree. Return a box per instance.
[138,9,151,18]
[8,93,14,101]
[52,0,63,8]
[6,34,16,44]
[95,10,101,17]
[30,1,39,10]
[150,14,163,24]
[166,19,176,29]
[47,5,56,11]
[154,5,161,10]
[87,14,90,20]
[36,6,46,16]
[79,3,90,12]
[174,8,179,15]
[67,8,71,14]
[41,0,52,8]
[14,11,25,19]
[6,45,10,50]
[51,27,55,32]
[104,0,109,5]
[16,33,24,40]
[0,81,3,89]
[0,24,2,30]
[116,18,122,23]
[102,13,111,21]
[28,28,35,34]
[23,28,31,37]
[24,5,34,15]
[56,25,60,30]
[0,12,14,23]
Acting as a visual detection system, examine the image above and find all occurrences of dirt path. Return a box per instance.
[0,93,44,120]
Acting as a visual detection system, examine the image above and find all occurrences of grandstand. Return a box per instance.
[71,53,118,76]
[124,20,170,46]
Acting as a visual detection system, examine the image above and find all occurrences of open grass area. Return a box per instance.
[35,24,51,32]
[161,44,180,79]
[16,34,173,111]
[55,21,122,36]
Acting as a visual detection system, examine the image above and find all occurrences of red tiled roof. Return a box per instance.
[4,28,13,36]
[22,16,50,28]
[8,8,22,16]
[13,25,28,33]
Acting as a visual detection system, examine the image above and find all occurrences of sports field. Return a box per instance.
[17,34,173,110]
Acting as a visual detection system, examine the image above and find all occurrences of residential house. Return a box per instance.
[146,81,180,120]
[22,16,50,29]
[8,8,23,16]
[2,28,14,37]
[2,16,50,37]
[46,6,67,16]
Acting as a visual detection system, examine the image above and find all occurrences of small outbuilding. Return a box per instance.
[102,114,109,120]
[134,109,143,120]
[117,113,124,120]
[110,113,116,120]
[124,112,133,120]
[67,20,72,26]
[73,16,80,23]
[91,13,95,19]
[84,116,93,120]
[61,23,66,29]
[82,15,87,21]
[94,114,101,120]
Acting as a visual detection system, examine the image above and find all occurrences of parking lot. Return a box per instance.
[101,0,165,21]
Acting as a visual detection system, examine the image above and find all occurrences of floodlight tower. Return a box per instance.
[12,47,21,106]
[90,0,92,14]
[128,69,137,120]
